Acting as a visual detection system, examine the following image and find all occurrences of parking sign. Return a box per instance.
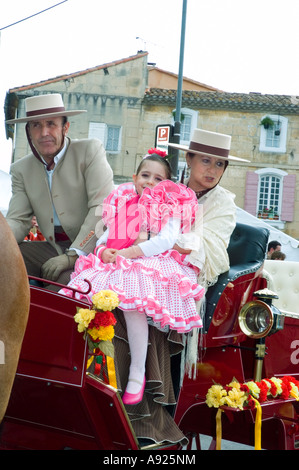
[155,125,172,152]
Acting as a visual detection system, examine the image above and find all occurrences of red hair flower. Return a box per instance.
[147,148,167,158]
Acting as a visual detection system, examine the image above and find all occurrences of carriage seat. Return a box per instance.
[263,259,299,316]
[203,223,270,332]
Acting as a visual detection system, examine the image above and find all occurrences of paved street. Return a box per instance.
[196,434,256,450]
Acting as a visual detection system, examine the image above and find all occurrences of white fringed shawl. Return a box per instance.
[176,184,237,379]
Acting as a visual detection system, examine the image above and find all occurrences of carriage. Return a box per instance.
[0,222,298,450]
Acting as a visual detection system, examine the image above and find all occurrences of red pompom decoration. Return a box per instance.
[147,148,167,158]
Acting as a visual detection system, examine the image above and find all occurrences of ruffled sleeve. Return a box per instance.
[102,182,137,228]
[138,180,198,234]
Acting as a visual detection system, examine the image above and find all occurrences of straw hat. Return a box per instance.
[6,93,86,124]
[168,128,249,162]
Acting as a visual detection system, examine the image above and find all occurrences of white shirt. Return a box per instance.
[41,139,68,227]
[96,217,181,257]
[41,139,85,256]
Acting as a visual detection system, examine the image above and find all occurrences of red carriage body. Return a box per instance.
[0,223,298,450]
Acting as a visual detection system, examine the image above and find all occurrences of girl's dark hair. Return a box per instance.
[136,154,172,180]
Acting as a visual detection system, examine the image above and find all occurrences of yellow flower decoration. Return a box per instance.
[290,382,299,400]
[74,308,96,332]
[206,384,227,408]
[225,387,247,410]
[206,375,299,421]
[87,325,115,342]
[74,290,119,389]
[245,381,261,399]
[269,377,283,396]
[92,290,119,311]
[228,380,242,390]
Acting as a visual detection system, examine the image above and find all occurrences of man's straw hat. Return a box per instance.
[6,93,86,124]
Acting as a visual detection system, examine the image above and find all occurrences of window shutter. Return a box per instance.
[244,171,258,215]
[281,174,296,222]
[88,122,107,146]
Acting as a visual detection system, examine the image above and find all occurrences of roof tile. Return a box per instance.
[142,88,299,114]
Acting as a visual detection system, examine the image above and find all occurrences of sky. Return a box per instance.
[1,0,299,173]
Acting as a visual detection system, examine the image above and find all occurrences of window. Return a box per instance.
[88,122,121,153]
[106,126,121,152]
[257,173,282,219]
[181,114,192,141]
[259,115,288,153]
[244,168,296,228]
[172,108,198,145]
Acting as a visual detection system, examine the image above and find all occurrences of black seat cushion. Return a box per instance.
[203,223,270,332]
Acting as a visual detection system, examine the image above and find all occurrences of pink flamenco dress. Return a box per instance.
[60,180,204,333]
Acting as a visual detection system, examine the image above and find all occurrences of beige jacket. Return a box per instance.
[6,138,114,255]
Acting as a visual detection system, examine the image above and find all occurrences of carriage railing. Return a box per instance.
[28,275,92,298]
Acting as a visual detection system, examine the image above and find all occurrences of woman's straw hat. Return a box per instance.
[168,128,249,162]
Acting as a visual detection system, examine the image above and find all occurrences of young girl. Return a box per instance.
[60,149,205,404]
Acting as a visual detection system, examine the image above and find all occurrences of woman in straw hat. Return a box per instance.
[5,93,114,287]
[169,128,249,292]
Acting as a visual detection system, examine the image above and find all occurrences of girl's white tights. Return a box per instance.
[123,310,148,394]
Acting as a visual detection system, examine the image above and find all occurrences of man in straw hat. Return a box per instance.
[5,93,114,288]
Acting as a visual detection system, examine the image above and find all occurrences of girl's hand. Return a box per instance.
[101,248,118,263]
[118,245,143,259]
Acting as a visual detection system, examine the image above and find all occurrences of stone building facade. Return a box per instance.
[4,52,299,238]
[142,90,299,239]
[5,53,150,178]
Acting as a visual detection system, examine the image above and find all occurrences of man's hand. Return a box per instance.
[41,252,78,281]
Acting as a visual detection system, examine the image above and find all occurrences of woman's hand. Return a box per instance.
[173,243,191,255]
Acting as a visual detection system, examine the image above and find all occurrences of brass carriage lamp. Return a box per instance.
[238,289,285,381]
[238,289,284,339]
